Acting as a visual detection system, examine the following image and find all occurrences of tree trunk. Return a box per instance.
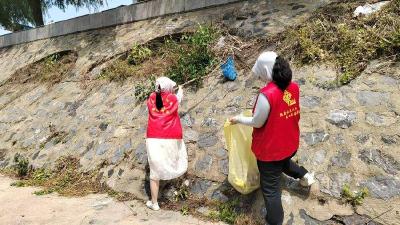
[28,0,44,26]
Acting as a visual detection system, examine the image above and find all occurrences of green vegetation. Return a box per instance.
[234,215,264,225]
[6,156,138,200]
[0,0,104,31]
[208,199,239,224]
[173,181,190,202]
[341,184,369,206]
[33,189,54,196]
[127,43,153,65]
[134,77,155,102]
[207,198,263,225]
[10,180,26,187]
[31,168,51,181]
[100,25,219,101]
[13,154,29,177]
[180,204,189,216]
[10,156,107,196]
[166,25,218,87]
[99,60,138,83]
[106,189,137,201]
[39,52,78,84]
[99,43,154,82]
[9,51,77,85]
[275,0,400,87]
[37,124,69,149]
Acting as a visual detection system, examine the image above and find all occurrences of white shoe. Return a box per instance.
[300,172,315,187]
[146,201,160,211]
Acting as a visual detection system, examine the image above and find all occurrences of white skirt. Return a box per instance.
[146,138,188,180]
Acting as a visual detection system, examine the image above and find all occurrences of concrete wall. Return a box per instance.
[0,0,241,48]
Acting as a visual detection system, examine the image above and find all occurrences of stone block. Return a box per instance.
[330,150,351,168]
[361,176,400,200]
[365,112,397,127]
[164,0,185,14]
[357,91,389,106]
[326,110,357,129]
[198,132,219,148]
[301,96,321,108]
[302,130,329,146]
[359,149,399,175]
[73,15,92,32]
[13,32,23,45]
[2,34,14,46]
[36,26,49,40]
[116,5,134,24]
[24,29,37,42]
[101,10,118,28]
[47,23,59,37]
[185,0,206,11]
[146,0,163,18]
[190,179,212,197]
[195,154,213,172]
[206,0,235,6]
[89,13,104,30]
[59,19,77,35]
[132,2,148,21]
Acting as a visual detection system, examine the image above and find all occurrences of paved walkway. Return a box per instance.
[0,175,225,225]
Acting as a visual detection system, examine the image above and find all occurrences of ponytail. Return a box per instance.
[272,56,292,91]
[156,85,163,110]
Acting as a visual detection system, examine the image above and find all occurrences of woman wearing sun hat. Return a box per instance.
[230,52,316,225]
[145,76,187,211]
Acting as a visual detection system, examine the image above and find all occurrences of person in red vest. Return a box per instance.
[230,52,316,225]
[145,77,188,211]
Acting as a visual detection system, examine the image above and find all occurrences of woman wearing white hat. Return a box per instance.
[145,77,187,211]
[230,52,315,225]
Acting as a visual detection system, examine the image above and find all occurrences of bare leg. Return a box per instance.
[150,179,159,203]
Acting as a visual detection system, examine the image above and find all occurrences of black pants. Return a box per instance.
[257,155,308,225]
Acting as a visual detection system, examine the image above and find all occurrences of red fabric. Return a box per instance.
[251,82,300,161]
[146,92,183,139]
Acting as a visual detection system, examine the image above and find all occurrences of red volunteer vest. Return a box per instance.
[146,92,183,139]
[251,82,300,161]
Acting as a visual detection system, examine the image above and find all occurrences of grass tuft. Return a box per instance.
[166,25,219,88]
[127,43,153,65]
[341,184,369,206]
[13,154,29,177]
[9,156,107,196]
[99,24,219,101]
[273,0,400,86]
[208,199,239,224]
[8,51,77,85]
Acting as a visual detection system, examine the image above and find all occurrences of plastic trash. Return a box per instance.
[215,36,226,49]
[353,1,390,17]
[221,56,237,81]
[224,110,260,194]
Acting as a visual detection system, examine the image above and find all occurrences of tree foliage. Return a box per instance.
[0,0,33,31]
[0,0,105,31]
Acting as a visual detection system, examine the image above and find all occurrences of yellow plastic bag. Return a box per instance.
[224,110,260,194]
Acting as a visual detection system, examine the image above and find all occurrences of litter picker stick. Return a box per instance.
[173,62,221,91]
[364,207,393,225]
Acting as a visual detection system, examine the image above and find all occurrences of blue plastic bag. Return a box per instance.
[221,56,237,81]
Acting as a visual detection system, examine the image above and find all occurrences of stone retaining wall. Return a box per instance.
[0,0,240,48]
[3,1,397,224]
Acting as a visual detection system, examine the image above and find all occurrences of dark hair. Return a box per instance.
[272,56,292,91]
[156,85,163,110]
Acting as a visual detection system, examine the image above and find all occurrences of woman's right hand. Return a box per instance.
[229,116,239,125]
